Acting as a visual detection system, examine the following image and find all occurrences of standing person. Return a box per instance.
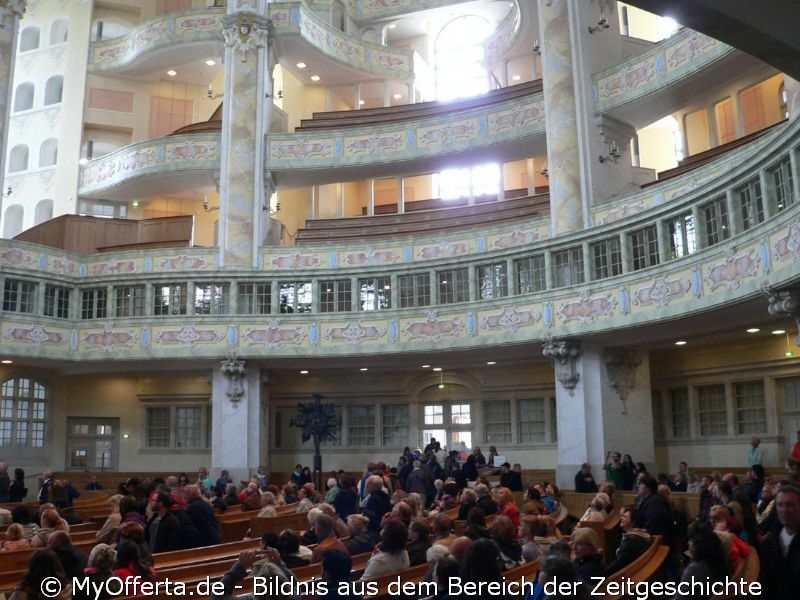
[621,455,637,491]
[748,437,764,467]
[9,468,27,502]
[37,469,54,504]
[604,452,625,491]
[759,484,800,600]
[184,484,221,545]
[791,431,800,462]
[196,467,213,494]
[0,462,10,502]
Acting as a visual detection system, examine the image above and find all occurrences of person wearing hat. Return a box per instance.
[571,527,605,585]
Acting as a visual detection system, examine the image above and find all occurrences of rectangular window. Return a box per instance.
[154,283,187,316]
[424,405,444,425]
[279,282,312,313]
[2,279,36,313]
[518,398,546,443]
[359,277,391,311]
[670,388,690,438]
[770,156,795,211]
[451,404,471,425]
[515,255,546,293]
[0,378,47,448]
[590,238,622,280]
[114,285,145,317]
[483,400,511,444]
[552,248,584,287]
[701,196,731,246]
[348,405,375,446]
[698,384,727,436]
[382,404,410,447]
[145,403,210,449]
[44,285,70,318]
[549,397,557,443]
[399,274,430,309]
[736,178,765,230]
[438,268,469,304]
[735,381,767,434]
[194,283,229,315]
[320,406,343,447]
[667,212,696,259]
[477,262,508,299]
[81,288,107,319]
[319,280,352,313]
[629,225,659,271]
[238,283,271,315]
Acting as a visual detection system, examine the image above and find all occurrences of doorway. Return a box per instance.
[66,417,119,471]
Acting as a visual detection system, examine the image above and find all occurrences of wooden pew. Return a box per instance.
[603,536,666,600]
[578,512,620,566]
[246,511,313,539]
[152,538,261,570]
[362,561,431,599]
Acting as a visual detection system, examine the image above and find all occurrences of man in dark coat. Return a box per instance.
[361,475,391,534]
[759,485,800,600]
[574,463,599,493]
[185,484,221,545]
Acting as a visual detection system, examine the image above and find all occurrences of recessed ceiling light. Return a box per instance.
[300,370,309,374]
[296,62,307,69]
[486,361,496,365]
[773,329,787,335]
[511,74,521,81]
[310,75,320,82]
[392,93,402,100]
[1,360,12,364]
[675,340,687,346]
[432,367,442,372]
[421,364,430,368]
[167,70,177,76]
[205,59,216,66]
[360,368,368,372]
[358,100,365,105]
[746,328,760,333]
[388,24,396,29]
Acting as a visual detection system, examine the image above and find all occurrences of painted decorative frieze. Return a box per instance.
[773,222,800,263]
[402,311,464,341]
[632,276,691,307]
[4,324,64,347]
[324,322,386,344]
[243,321,306,348]
[153,325,226,347]
[82,326,138,352]
[480,307,542,334]
[704,249,760,291]
[558,292,616,324]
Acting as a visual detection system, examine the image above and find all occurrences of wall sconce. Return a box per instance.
[532,39,541,54]
[588,14,610,34]
[203,194,219,212]
[263,202,281,214]
[599,141,621,164]
[2,186,11,198]
[787,332,795,358]
[438,370,445,390]
[206,86,223,100]
[540,162,549,178]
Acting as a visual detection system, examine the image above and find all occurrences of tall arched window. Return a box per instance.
[19,26,40,52]
[49,17,69,44]
[434,15,493,101]
[8,145,29,172]
[0,377,48,448]
[13,83,34,112]
[44,75,63,105]
[3,205,24,238]
[39,139,58,167]
[35,199,54,225]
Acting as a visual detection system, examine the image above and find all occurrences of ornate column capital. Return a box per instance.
[604,349,641,414]
[220,353,249,406]
[543,339,581,396]
[0,0,26,29]
[222,11,271,62]
[765,286,800,343]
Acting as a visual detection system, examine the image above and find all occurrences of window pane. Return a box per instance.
[382,404,409,446]
[518,398,545,443]
[424,405,443,425]
[348,406,375,446]
[483,400,511,443]
[698,384,727,436]
[735,381,766,434]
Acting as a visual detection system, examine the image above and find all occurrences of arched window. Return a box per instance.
[19,26,40,52]
[39,139,58,168]
[13,82,34,112]
[0,377,48,448]
[434,15,493,101]
[49,17,69,44]
[90,19,133,41]
[44,75,63,105]
[35,199,54,225]
[2,205,24,239]
[8,145,29,172]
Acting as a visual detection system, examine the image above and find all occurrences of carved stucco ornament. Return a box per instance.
[220,353,248,406]
[765,285,800,344]
[604,349,641,414]
[0,0,26,28]
[542,339,581,396]
[222,11,270,62]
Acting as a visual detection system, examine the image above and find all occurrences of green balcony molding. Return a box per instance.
[8,121,800,363]
[88,9,226,73]
[79,133,221,197]
[265,92,546,170]
[589,119,789,226]
[88,3,413,80]
[592,28,733,115]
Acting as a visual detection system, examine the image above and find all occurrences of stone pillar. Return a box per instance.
[0,1,25,220]
[211,356,266,485]
[539,0,634,236]
[543,340,654,490]
[219,1,273,266]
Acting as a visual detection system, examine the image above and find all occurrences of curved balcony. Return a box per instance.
[78,86,544,196]
[11,119,800,363]
[88,4,413,81]
[592,28,771,129]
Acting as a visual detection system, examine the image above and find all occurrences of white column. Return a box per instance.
[0,1,26,226]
